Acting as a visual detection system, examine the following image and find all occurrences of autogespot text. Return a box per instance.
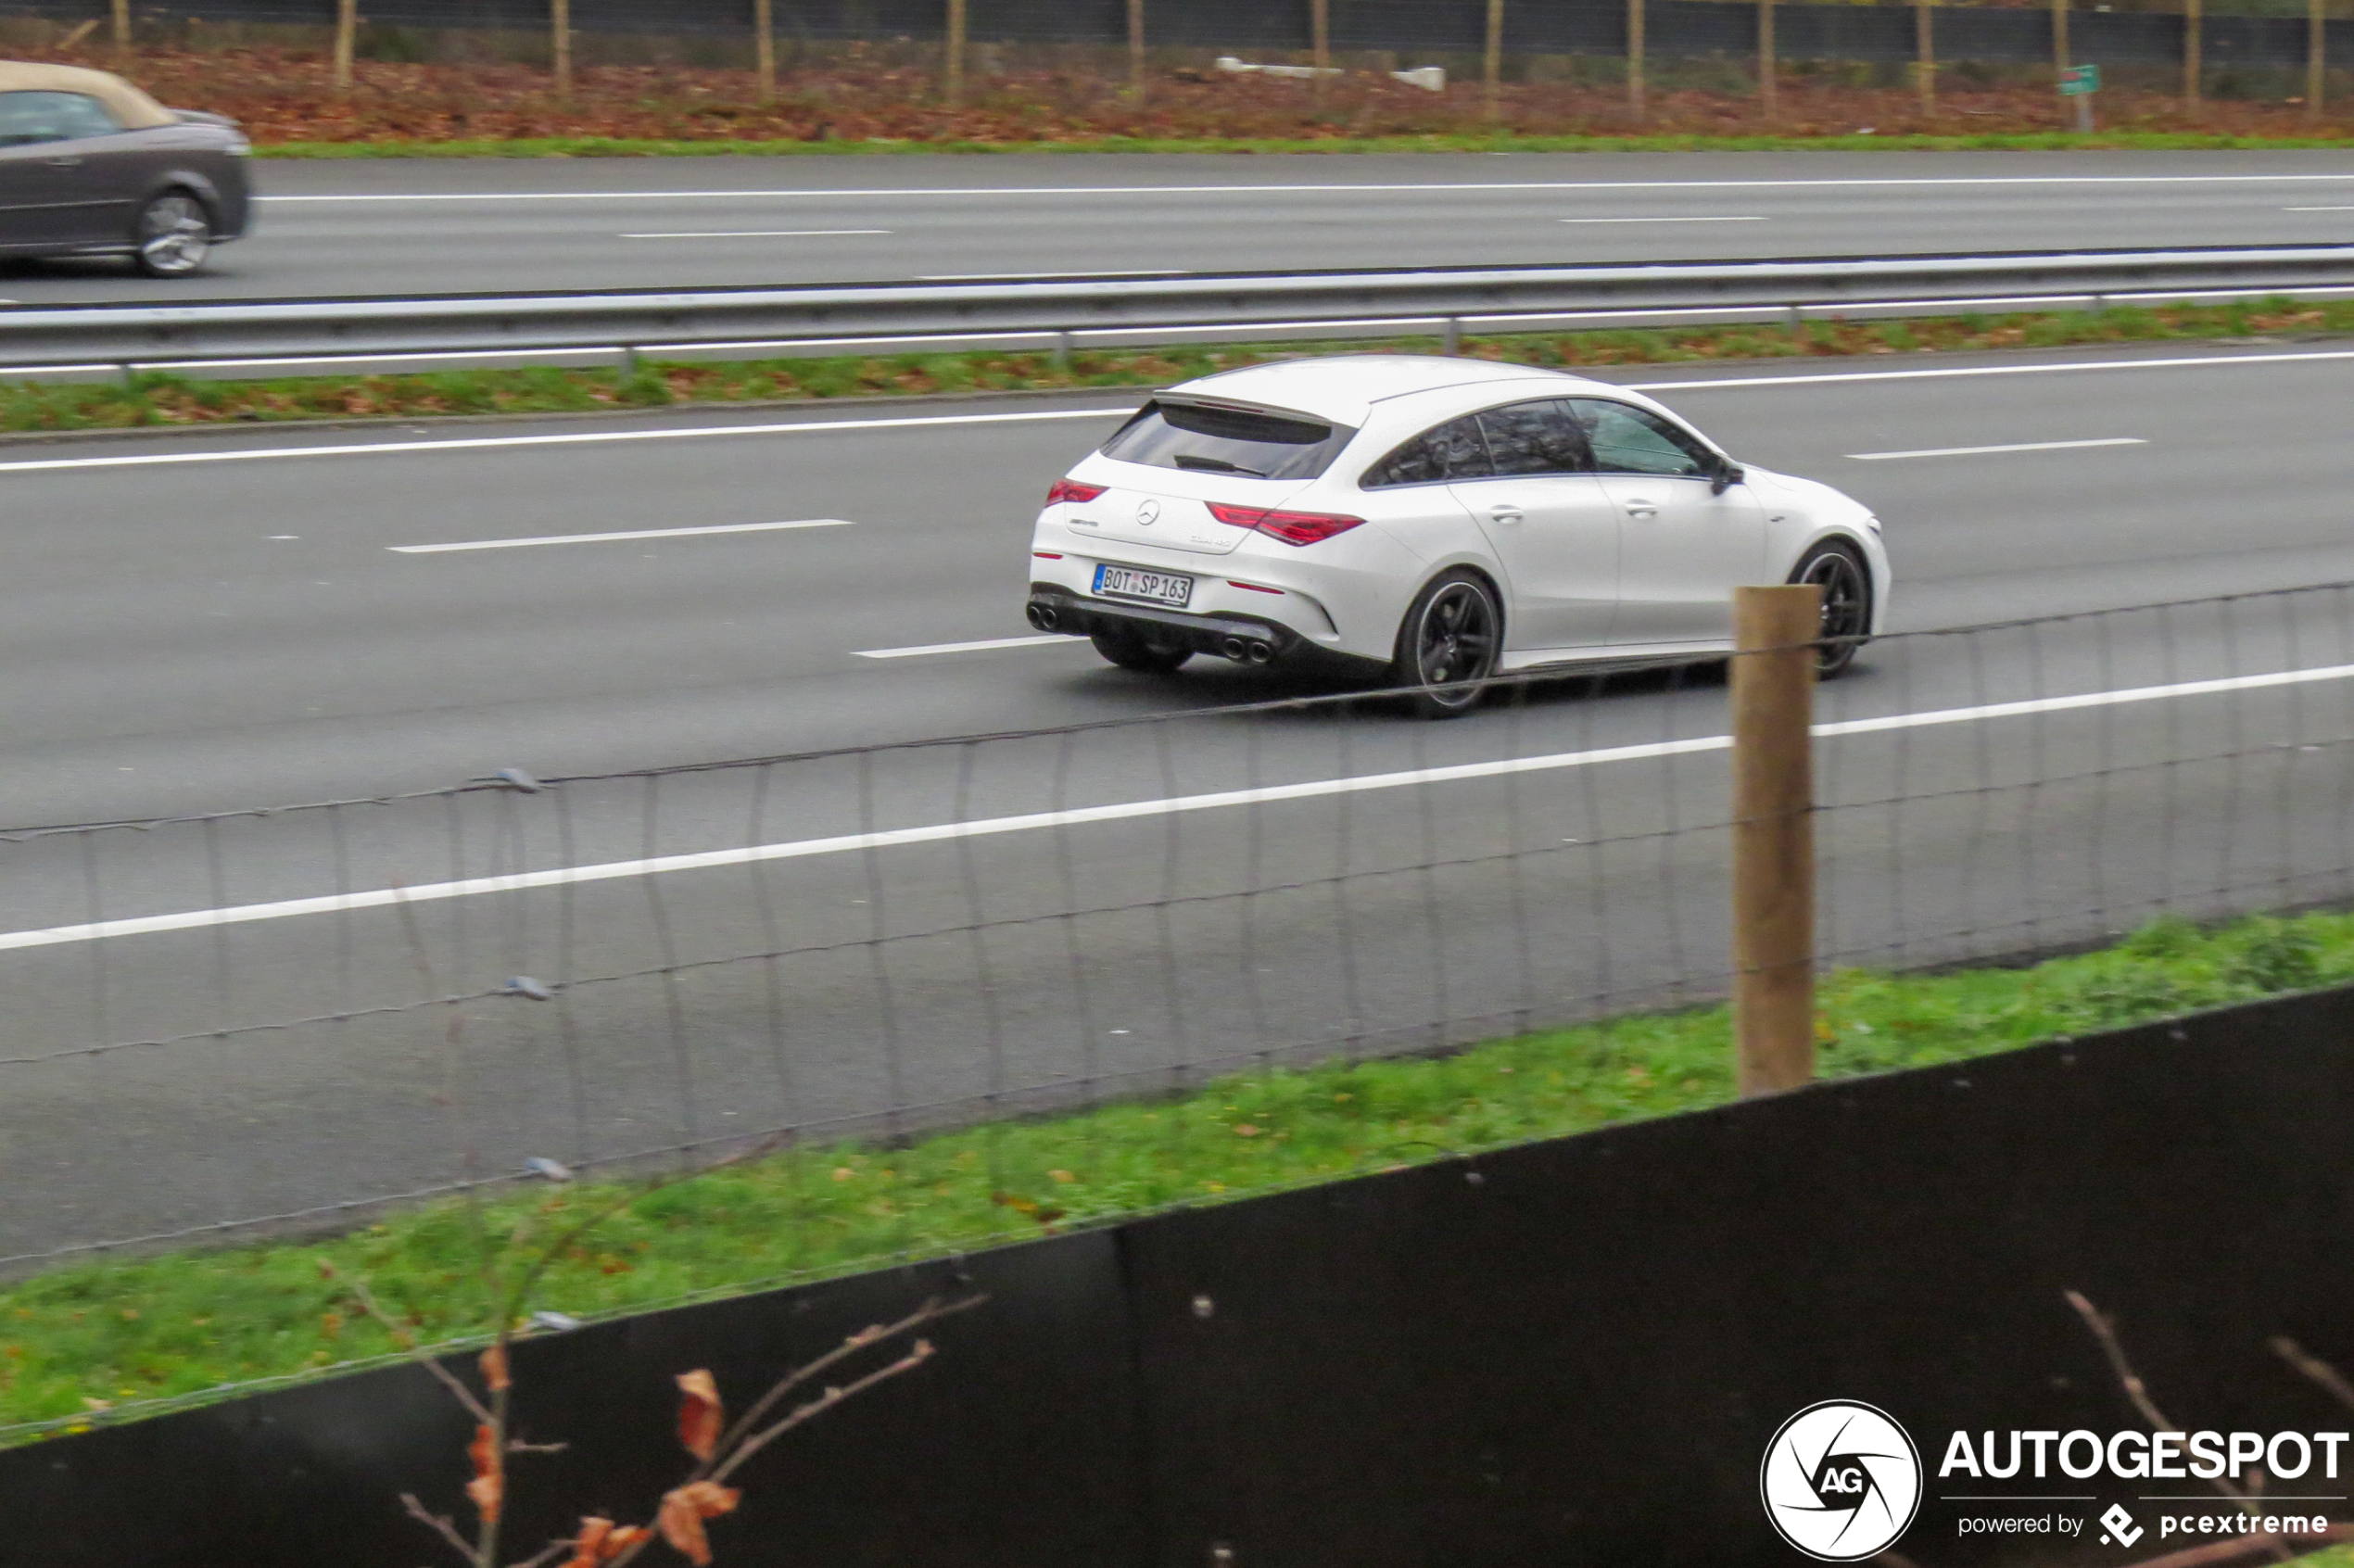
[1940,1429,2351,1480]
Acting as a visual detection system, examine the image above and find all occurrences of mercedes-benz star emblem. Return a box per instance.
[1135,499,1161,525]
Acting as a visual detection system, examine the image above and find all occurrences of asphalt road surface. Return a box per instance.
[4,149,2354,302]
[4,336,2353,1264]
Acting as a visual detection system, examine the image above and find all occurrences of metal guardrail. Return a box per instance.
[10,244,2354,379]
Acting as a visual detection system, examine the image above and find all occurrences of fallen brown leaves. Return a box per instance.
[9,40,2353,145]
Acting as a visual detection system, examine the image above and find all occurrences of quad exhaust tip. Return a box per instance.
[1222,635,1275,664]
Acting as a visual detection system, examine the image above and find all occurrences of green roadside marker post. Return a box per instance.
[2058,62,2099,131]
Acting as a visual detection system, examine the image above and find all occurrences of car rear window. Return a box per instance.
[1098,398,1357,481]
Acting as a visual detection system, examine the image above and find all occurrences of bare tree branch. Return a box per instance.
[598,1344,943,1568]
[326,1263,495,1427]
[702,1294,983,1479]
[2271,1336,2354,1413]
[2066,1289,2187,1435]
[2063,1290,2293,1562]
[595,1296,979,1568]
[715,1337,938,1483]
[399,1492,477,1563]
[502,1538,578,1568]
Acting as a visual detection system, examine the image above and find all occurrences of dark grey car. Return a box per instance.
[0,61,250,277]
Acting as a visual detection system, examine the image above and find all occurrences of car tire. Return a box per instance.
[1090,621,1192,674]
[1789,539,1873,679]
[132,192,212,278]
[1390,569,1501,719]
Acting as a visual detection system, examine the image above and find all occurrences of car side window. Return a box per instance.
[1569,398,1714,478]
[0,91,125,146]
[1476,399,1594,476]
[1361,415,1493,487]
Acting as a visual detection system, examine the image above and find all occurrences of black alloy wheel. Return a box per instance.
[1090,621,1192,674]
[1393,570,1500,719]
[1791,541,1872,678]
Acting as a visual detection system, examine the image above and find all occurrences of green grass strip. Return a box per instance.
[2,908,2348,1442]
[7,296,2350,435]
[251,130,2354,158]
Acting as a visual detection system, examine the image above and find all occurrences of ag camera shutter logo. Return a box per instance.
[1761,1400,1923,1561]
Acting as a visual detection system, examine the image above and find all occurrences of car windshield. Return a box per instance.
[1099,399,1357,481]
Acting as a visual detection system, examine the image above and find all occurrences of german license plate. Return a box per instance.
[1094,563,1193,609]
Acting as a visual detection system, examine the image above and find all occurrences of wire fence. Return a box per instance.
[3,581,2352,1280]
[5,0,2345,71]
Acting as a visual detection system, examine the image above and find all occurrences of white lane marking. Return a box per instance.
[620,228,890,239]
[0,407,1132,474]
[7,661,2351,953]
[854,633,1074,658]
[1848,436,2146,461]
[391,518,855,553]
[918,270,1186,280]
[1625,348,2354,393]
[2285,206,2354,211]
[257,174,2354,202]
[1557,215,1767,223]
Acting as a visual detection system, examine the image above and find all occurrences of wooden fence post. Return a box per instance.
[945,0,967,106]
[334,0,357,92]
[1128,0,1145,100]
[1311,0,1331,107]
[754,0,775,101]
[1731,585,1820,1098]
[551,0,572,99]
[2183,0,2201,104]
[1485,0,1505,121]
[1627,0,1647,119]
[2310,0,2325,120]
[110,0,130,57]
[2052,0,2070,99]
[1915,0,1934,114]
[1759,0,1778,121]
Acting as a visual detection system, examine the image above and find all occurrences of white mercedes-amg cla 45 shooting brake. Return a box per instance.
[1023,355,1890,717]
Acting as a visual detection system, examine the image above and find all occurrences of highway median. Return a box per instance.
[0,295,2348,436]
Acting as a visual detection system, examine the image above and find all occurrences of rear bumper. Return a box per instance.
[1027,584,1386,674]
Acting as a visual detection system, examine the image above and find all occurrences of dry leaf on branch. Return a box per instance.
[656,1481,742,1566]
[562,1514,651,1567]
[676,1369,723,1461]
[479,1342,511,1393]
[465,1422,503,1524]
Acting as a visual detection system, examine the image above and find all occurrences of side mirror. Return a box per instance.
[1710,459,1745,496]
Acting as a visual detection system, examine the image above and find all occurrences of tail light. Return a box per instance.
[1046,478,1107,505]
[1207,502,1366,547]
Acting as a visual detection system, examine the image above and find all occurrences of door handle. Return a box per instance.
[45,155,81,167]
[1487,505,1524,525]
[1624,506,1658,519]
